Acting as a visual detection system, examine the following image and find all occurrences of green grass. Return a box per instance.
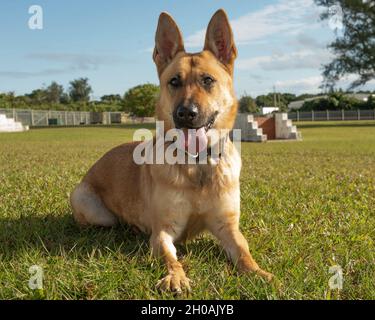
[0,122,374,300]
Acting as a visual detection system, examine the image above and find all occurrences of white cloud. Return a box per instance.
[275,76,323,93]
[291,33,326,50]
[237,49,332,71]
[185,0,321,48]
[274,75,375,94]
[0,53,123,79]
[26,53,123,71]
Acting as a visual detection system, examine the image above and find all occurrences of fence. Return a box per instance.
[6,108,374,127]
[288,109,375,122]
[0,108,147,127]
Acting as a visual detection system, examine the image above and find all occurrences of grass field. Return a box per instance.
[0,121,374,300]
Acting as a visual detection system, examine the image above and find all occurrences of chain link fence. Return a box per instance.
[5,108,374,127]
[288,109,375,121]
[0,109,155,127]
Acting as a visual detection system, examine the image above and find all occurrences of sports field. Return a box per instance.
[0,121,374,299]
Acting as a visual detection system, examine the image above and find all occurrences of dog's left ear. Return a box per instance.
[204,9,237,74]
[153,12,185,76]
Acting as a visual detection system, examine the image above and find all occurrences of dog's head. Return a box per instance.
[153,9,238,151]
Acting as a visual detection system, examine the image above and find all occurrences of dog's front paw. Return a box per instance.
[156,271,191,294]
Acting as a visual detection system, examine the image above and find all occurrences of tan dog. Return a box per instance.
[70,9,273,294]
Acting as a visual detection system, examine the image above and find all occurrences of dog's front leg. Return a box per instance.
[151,231,191,294]
[207,215,274,282]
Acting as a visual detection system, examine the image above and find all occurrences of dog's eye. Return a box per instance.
[202,76,215,87]
[169,77,182,88]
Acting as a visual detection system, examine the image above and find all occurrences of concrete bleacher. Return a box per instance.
[275,113,302,140]
[233,114,267,142]
[233,113,301,142]
[0,114,29,132]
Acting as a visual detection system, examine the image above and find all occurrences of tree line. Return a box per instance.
[297,91,375,111]
[0,78,160,116]
[239,91,375,113]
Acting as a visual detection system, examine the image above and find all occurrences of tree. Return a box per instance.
[68,78,92,103]
[0,92,15,108]
[299,91,367,111]
[336,93,361,110]
[281,93,297,105]
[123,84,159,117]
[238,95,259,113]
[301,96,339,111]
[100,94,123,105]
[46,81,64,104]
[255,94,274,107]
[27,89,47,105]
[315,0,375,89]
[255,93,292,111]
[60,92,70,104]
[366,94,375,109]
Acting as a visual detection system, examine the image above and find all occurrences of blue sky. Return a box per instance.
[0,0,373,99]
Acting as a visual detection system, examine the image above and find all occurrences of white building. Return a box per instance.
[262,107,279,115]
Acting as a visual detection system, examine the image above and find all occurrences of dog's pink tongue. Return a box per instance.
[184,128,208,154]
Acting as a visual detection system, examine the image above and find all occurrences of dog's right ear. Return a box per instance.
[153,12,185,76]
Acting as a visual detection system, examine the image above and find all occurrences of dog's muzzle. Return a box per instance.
[172,108,219,156]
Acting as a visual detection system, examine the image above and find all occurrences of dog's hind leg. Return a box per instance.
[70,182,118,227]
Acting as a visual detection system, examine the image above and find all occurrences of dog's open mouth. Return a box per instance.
[175,112,218,155]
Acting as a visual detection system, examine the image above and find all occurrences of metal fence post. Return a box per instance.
[326,109,329,121]
[46,111,49,125]
[31,109,34,126]
[341,109,344,121]
[297,110,299,122]
[311,110,314,121]
[13,108,16,120]
[357,109,360,120]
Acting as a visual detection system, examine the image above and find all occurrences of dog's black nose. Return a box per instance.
[176,105,198,122]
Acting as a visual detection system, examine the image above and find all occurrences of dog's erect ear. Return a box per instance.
[204,9,237,74]
[153,12,185,75]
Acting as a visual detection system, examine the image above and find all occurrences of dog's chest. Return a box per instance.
[186,164,220,188]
